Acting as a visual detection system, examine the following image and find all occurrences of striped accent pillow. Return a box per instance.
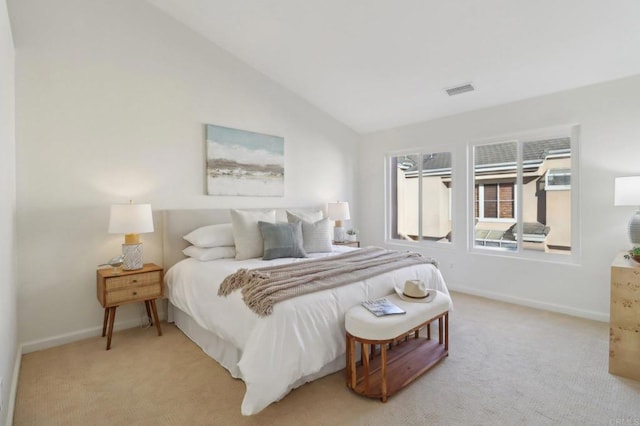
[287,212,332,253]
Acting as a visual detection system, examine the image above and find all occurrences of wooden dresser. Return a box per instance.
[609,252,640,380]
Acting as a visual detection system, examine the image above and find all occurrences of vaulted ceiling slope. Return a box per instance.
[146,0,640,134]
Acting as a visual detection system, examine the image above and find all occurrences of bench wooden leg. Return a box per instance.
[381,343,388,402]
[445,312,449,351]
[362,343,370,393]
[438,316,443,345]
[346,334,355,388]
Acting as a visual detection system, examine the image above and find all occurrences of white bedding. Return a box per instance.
[164,246,450,415]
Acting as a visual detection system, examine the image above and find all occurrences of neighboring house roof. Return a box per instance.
[423,152,452,170]
[475,138,570,167]
[476,222,550,246]
[397,152,451,172]
[398,137,570,174]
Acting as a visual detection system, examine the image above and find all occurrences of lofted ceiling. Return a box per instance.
[146,0,640,134]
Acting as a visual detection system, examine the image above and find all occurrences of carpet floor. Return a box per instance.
[13,292,640,425]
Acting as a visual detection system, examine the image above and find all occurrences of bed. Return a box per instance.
[162,208,450,415]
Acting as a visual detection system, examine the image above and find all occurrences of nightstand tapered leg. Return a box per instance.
[102,308,109,337]
[106,306,117,350]
[144,300,152,325]
[149,299,162,336]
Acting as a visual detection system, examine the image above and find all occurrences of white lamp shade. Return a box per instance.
[108,203,154,234]
[614,177,640,206]
[328,201,350,221]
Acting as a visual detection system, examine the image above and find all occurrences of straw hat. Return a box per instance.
[394,280,435,303]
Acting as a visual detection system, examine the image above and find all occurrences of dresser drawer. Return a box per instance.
[104,271,161,291]
[105,283,162,305]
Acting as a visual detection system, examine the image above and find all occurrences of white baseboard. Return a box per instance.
[21,303,167,354]
[449,284,609,323]
[20,318,142,354]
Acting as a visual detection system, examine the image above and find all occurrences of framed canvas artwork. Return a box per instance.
[206,124,284,196]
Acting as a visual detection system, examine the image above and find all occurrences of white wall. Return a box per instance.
[0,0,16,423]
[10,0,360,348]
[360,75,640,321]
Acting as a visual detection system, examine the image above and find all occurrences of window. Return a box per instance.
[388,151,453,244]
[545,168,571,190]
[471,126,579,260]
[475,183,515,220]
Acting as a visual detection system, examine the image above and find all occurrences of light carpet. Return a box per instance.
[13,292,640,425]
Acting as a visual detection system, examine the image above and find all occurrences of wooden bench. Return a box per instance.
[345,291,451,402]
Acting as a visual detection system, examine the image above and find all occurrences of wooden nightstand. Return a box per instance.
[97,263,164,350]
[333,240,361,248]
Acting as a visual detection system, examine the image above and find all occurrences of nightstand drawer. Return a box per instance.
[104,271,161,291]
[105,284,162,305]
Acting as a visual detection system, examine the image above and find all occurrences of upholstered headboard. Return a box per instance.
[162,207,324,270]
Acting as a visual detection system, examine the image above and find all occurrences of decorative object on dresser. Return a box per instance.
[328,201,350,242]
[98,254,125,272]
[97,263,164,350]
[609,252,640,381]
[614,176,640,245]
[108,201,154,270]
[345,228,358,242]
[628,246,640,263]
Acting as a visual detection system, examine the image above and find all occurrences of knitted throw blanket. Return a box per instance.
[218,247,438,316]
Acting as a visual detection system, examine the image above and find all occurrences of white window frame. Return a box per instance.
[468,125,581,264]
[545,168,571,191]
[385,148,455,249]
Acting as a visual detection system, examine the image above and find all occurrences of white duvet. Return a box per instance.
[164,246,449,415]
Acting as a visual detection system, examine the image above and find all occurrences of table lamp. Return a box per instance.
[328,201,350,242]
[108,201,154,270]
[614,176,640,246]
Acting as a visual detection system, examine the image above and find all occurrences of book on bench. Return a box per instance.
[361,297,406,317]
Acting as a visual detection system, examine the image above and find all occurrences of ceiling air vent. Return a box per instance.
[445,83,475,96]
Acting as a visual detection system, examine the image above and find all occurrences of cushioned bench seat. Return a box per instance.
[345,291,451,401]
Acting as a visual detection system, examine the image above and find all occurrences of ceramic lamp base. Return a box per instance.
[630,210,640,246]
[334,226,345,243]
[122,243,144,270]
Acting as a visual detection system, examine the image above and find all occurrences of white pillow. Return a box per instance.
[286,209,323,223]
[183,223,234,248]
[182,245,236,261]
[231,209,277,260]
[287,212,332,253]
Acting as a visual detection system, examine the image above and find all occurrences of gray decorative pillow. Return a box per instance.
[287,212,332,253]
[258,221,307,260]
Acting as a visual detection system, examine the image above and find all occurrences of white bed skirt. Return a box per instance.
[169,302,346,411]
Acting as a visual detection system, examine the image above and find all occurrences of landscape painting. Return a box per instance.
[206,124,284,196]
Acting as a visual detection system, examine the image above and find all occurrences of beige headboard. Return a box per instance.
[162,207,324,270]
